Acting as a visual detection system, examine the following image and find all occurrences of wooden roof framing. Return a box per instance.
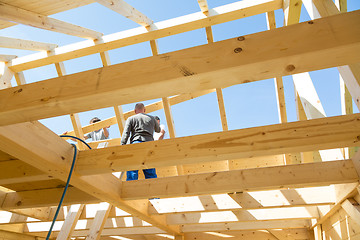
[0,0,360,239]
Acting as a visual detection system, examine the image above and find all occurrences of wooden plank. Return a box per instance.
[8,0,283,72]
[303,0,360,111]
[0,160,50,185]
[0,121,180,235]
[283,0,302,26]
[3,10,360,125]
[341,199,360,225]
[113,105,126,135]
[0,36,57,51]
[120,160,358,200]
[215,88,228,131]
[0,187,99,210]
[76,113,360,175]
[14,72,26,86]
[0,63,13,90]
[95,0,153,27]
[0,55,17,62]
[0,229,38,240]
[57,204,84,240]
[69,113,86,150]
[181,219,310,232]
[0,2,102,40]
[84,203,112,240]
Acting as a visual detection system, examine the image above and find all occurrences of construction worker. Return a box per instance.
[121,103,161,181]
[63,117,109,141]
[154,116,166,140]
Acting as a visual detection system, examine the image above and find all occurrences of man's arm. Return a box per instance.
[103,127,109,138]
[158,125,166,140]
[121,118,131,145]
[154,118,161,133]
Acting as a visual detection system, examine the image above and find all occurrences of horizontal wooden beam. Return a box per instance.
[0,187,99,210]
[0,160,50,185]
[0,2,102,40]
[181,219,310,232]
[120,160,358,200]
[8,0,281,72]
[0,36,58,51]
[0,121,180,235]
[76,113,360,175]
[2,10,360,125]
[0,229,38,240]
[0,54,17,62]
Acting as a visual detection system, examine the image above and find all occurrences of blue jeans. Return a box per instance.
[126,140,157,181]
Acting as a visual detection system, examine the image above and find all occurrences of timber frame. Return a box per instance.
[0,0,360,239]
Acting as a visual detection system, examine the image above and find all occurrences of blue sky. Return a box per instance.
[1,0,359,140]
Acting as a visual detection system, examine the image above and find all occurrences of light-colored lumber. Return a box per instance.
[0,160,50,185]
[215,88,228,131]
[181,219,310,232]
[85,203,112,240]
[8,0,283,72]
[303,0,360,111]
[76,113,360,175]
[113,105,126,135]
[0,121,180,235]
[0,2,102,40]
[120,160,358,200]
[14,72,26,86]
[0,36,57,51]
[0,229,38,240]
[3,10,360,125]
[11,207,52,221]
[0,55,16,63]
[95,0,153,27]
[341,198,360,226]
[70,113,86,150]
[0,63,13,90]
[57,204,84,240]
[0,187,99,210]
[283,0,302,26]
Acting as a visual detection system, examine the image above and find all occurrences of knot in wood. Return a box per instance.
[234,48,243,53]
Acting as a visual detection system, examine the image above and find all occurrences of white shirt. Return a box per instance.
[154,124,165,140]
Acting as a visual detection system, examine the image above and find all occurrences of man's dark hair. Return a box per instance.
[154,116,160,121]
[90,117,101,124]
[135,103,145,110]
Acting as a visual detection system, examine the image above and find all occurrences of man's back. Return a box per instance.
[121,113,160,145]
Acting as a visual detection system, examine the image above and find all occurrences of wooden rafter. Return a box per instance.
[0,2,103,40]
[8,0,282,72]
[0,36,57,51]
[2,10,360,126]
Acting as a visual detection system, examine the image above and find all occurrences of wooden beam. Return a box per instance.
[181,219,310,232]
[0,55,16,63]
[215,88,228,131]
[0,187,99,210]
[76,113,360,175]
[0,36,57,51]
[283,0,302,26]
[84,203,112,240]
[120,160,358,200]
[95,0,153,27]
[14,72,26,86]
[0,160,50,185]
[8,0,282,72]
[303,0,360,111]
[0,63,13,90]
[341,198,360,225]
[0,2,102,40]
[57,204,85,240]
[0,121,180,235]
[113,106,126,135]
[3,10,360,125]
[0,229,38,240]
[70,113,86,150]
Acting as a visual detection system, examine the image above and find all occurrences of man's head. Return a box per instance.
[90,117,101,124]
[134,103,145,114]
[154,116,160,124]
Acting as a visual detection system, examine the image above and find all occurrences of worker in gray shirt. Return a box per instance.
[121,103,161,181]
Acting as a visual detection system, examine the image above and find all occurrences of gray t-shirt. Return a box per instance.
[121,113,161,145]
[85,128,108,141]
